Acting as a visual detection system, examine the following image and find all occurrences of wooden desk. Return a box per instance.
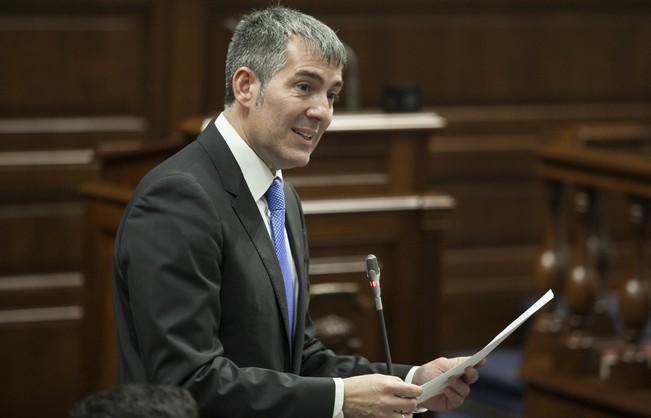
[522,360,651,418]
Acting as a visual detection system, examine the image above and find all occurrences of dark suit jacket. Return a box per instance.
[112,121,411,418]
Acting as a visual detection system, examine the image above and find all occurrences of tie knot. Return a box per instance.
[266,177,285,212]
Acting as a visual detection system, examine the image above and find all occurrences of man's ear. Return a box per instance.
[231,67,259,108]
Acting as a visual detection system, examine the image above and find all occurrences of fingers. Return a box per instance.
[386,377,420,414]
[386,377,422,399]
[343,374,422,418]
[463,365,480,384]
[391,396,418,415]
[444,376,471,409]
[447,376,470,398]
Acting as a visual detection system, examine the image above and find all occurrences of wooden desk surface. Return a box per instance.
[176,111,445,138]
[522,359,651,418]
[538,123,651,197]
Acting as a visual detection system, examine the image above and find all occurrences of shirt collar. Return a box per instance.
[215,112,283,201]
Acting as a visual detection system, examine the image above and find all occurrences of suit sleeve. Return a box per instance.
[115,173,335,418]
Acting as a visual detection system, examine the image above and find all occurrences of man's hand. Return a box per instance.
[343,374,422,418]
[411,357,484,412]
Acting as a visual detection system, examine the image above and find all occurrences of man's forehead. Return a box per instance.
[281,59,342,86]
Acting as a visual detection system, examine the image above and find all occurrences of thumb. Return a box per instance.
[394,382,423,399]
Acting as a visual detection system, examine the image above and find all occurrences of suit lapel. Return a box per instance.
[231,194,294,351]
[197,122,294,354]
[284,183,308,370]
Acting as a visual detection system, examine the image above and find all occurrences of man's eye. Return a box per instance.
[328,92,340,103]
[297,83,311,93]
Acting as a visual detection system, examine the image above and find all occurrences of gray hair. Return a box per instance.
[224,6,347,106]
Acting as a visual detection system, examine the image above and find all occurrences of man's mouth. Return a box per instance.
[292,128,316,140]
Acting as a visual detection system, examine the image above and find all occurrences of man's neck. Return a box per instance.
[221,108,277,175]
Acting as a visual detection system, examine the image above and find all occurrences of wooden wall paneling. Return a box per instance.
[79,183,131,394]
[0,155,96,276]
[165,0,206,129]
[0,0,206,146]
[435,181,546,248]
[205,1,651,111]
[427,132,543,351]
[146,0,206,136]
[0,272,82,310]
[0,313,83,418]
[0,3,199,416]
[0,155,93,416]
[0,203,83,274]
[0,2,151,145]
[0,1,206,410]
[94,138,188,185]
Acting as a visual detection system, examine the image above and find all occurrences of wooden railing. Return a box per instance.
[523,123,651,418]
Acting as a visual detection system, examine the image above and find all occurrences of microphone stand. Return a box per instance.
[377,305,394,375]
[366,255,394,375]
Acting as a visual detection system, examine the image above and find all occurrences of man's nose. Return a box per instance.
[306,95,332,123]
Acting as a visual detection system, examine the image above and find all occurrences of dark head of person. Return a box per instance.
[69,384,198,418]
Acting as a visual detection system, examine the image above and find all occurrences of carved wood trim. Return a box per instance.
[0,272,82,291]
[0,306,82,324]
[302,194,455,215]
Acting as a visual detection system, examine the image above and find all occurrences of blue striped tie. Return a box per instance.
[265,177,295,338]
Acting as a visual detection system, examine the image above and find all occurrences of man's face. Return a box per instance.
[242,38,343,172]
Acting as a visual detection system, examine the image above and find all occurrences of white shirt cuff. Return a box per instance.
[333,377,344,418]
[334,368,426,417]
[406,366,428,413]
[405,366,419,384]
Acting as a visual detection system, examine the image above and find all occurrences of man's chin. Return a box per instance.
[279,153,311,170]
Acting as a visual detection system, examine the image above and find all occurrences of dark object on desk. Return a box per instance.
[382,82,422,112]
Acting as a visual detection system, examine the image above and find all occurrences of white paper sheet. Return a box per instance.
[417,289,554,403]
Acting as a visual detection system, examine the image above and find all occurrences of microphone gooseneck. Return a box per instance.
[365,254,393,375]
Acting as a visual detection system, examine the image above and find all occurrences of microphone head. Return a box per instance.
[365,254,380,282]
[365,254,383,308]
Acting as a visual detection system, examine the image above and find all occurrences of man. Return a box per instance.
[113,6,481,418]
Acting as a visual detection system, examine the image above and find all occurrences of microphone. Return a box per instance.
[365,254,393,375]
